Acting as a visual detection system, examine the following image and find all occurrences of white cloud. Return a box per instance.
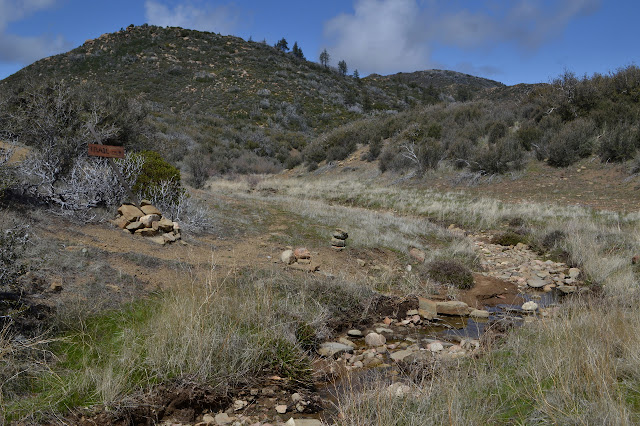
[0,0,71,65]
[144,0,239,35]
[323,0,602,75]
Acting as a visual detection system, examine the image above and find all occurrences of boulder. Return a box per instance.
[281,249,295,265]
[172,222,181,233]
[125,221,144,231]
[568,268,580,279]
[436,301,470,316]
[470,309,490,318]
[285,418,323,426]
[527,277,547,288]
[418,297,437,318]
[148,236,166,245]
[294,247,311,259]
[364,332,386,347]
[113,215,130,229]
[332,229,348,240]
[390,349,414,362]
[135,228,158,237]
[347,329,363,338]
[318,342,354,358]
[140,199,152,206]
[557,285,577,294]
[156,217,174,232]
[118,204,144,222]
[162,233,177,243]
[427,342,444,352]
[409,247,426,263]
[140,204,162,216]
[331,237,346,247]
[214,413,232,425]
[521,301,538,312]
[140,214,161,228]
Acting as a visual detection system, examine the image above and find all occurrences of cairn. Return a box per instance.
[112,200,182,245]
[331,228,348,250]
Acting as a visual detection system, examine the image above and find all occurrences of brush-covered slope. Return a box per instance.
[0,24,504,177]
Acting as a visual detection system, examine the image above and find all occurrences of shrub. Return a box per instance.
[491,231,528,246]
[425,260,474,289]
[471,136,524,174]
[130,150,182,200]
[0,222,29,289]
[598,123,639,163]
[516,124,542,151]
[547,118,596,167]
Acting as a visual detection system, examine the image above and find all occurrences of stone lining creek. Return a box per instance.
[310,230,586,423]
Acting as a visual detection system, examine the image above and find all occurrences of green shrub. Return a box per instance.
[491,231,528,246]
[130,150,182,200]
[516,124,542,151]
[547,118,596,167]
[471,137,524,174]
[425,260,474,289]
[598,124,639,163]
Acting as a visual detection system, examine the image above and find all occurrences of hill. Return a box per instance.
[0,24,503,178]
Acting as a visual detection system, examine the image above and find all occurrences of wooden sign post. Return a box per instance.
[87,125,139,206]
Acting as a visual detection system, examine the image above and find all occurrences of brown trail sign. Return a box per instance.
[86,125,139,206]
[88,143,125,159]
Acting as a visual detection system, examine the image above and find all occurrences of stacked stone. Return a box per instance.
[112,200,182,245]
[331,228,348,250]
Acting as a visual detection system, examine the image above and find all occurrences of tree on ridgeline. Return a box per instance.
[319,48,330,67]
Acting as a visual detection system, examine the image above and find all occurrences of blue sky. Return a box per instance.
[0,0,638,85]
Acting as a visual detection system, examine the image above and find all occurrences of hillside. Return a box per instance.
[0,24,503,177]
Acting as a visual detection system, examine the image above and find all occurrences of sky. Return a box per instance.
[0,0,638,85]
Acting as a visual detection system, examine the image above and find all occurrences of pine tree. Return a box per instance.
[338,60,348,76]
[319,48,330,67]
[353,69,360,80]
[292,42,305,59]
[275,38,289,52]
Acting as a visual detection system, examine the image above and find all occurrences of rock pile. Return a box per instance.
[112,200,182,245]
[281,247,320,272]
[331,228,348,250]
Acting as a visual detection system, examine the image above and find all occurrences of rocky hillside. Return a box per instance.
[0,24,504,177]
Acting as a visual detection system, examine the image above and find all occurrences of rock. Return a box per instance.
[140,204,162,216]
[427,342,444,352]
[289,262,320,272]
[469,309,490,318]
[297,258,312,265]
[162,233,177,243]
[418,297,437,317]
[202,413,216,424]
[140,199,152,206]
[233,400,248,411]
[417,308,434,320]
[331,237,346,247]
[365,332,386,347]
[356,259,367,267]
[409,247,426,263]
[338,337,356,348]
[557,285,577,294]
[50,280,63,292]
[363,357,383,367]
[521,301,539,312]
[135,228,158,237]
[117,204,144,222]
[347,329,363,338]
[291,393,303,403]
[294,248,311,259]
[383,317,393,326]
[568,268,580,278]
[275,405,288,414]
[149,235,166,245]
[285,418,323,426]
[390,349,414,362]
[113,215,130,229]
[140,214,161,228]
[125,221,144,231]
[387,382,412,398]
[332,229,348,240]
[435,301,470,316]
[527,277,547,288]
[318,342,354,358]
[404,351,431,363]
[406,309,419,316]
[156,217,174,232]
[280,250,295,265]
[375,327,393,334]
[172,222,181,233]
[214,412,232,425]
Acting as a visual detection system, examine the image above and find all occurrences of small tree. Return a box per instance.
[275,38,289,52]
[353,69,360,80]
[338,60,348,76]
[319,48,330,67]
[292,41,305,59]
